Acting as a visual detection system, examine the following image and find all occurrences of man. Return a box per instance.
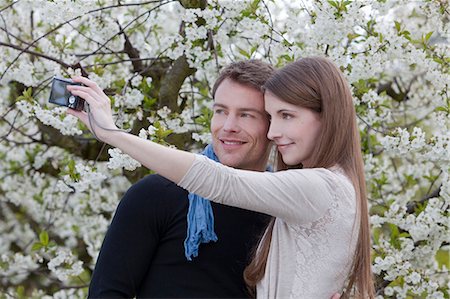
[88,60,274,298]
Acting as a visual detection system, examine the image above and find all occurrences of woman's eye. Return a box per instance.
[214,109,224,114]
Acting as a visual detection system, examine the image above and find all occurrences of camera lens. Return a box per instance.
[68,95,76,104]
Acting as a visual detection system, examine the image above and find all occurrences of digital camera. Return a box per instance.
[48,77,85,111]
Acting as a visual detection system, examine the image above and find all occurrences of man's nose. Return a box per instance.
[222,115,240,132]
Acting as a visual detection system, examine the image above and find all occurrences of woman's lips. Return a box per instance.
[277,143,293,151]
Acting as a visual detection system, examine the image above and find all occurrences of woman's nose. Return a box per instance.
[267,122,281,140]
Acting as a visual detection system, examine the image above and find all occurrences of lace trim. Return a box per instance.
[288,172,350,298]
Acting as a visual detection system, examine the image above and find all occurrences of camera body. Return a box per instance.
[48,77,85,111]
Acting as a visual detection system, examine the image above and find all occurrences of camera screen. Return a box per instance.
[49,78,76,106]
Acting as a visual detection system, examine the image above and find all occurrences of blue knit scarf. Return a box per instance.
[184,144,219,261]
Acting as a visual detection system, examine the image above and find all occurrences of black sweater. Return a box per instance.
[88,174,270,298]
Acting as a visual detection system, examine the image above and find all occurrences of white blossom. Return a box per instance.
[107,148,141,171]
[47,249,83,282]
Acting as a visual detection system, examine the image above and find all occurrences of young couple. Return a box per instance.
[69,58,375,298]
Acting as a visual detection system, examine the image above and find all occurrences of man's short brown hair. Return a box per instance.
[212,60,275,98]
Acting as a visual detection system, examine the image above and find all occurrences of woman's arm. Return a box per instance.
[66,76,346,224]
[178,155,345,224]
[66,76,194,184]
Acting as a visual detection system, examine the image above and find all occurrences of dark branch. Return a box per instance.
[0,0,173,80]
[158,55,196,112]
[178,0,207,9]
[406,185,442,214]
[37,121,111,162]
[118,23,144,73]
[0,41,72,68]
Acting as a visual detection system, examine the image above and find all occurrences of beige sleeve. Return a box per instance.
[178,155,341,225]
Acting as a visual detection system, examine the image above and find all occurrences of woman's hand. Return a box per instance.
[66,76,194,184]
[66,76,119,142]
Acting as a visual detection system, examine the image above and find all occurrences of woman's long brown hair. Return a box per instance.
[243,57,375,298]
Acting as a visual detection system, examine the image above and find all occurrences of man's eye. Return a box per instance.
[241,113,251,118]
[282,113,293,120]
[214,109,224,114]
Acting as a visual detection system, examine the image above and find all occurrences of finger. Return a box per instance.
[330,294,341,299]
[67,85,107,103]
[68,79,108,102]
[68,89,99,108]
[72,76,104,97]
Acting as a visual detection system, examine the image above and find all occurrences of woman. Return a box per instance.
[67,57,374,298]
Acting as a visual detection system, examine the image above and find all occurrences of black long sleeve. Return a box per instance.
[88,174,270,298]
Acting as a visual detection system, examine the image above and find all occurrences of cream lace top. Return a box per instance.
[178,155,359,299]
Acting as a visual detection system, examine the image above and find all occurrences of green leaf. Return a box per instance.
[16,87,34,103]
[194,107,213,127]
[160,130,173,139]
[250,45,258,55]
[398,232,410,238]
[250,0,261,10]
[347,33,360,40]
[68,159,76,173]
[435,106,448,113]
[404,175,417,187]
[328,0,338,9]
[140,77,153,94]
[67,159,80,181]
[39,231,49,246]
[143,96,157,110]
[31,242,43,251]
[373,227,381,245]
[423,174,439,183]
[33,193,44,204]
[374,173,388,186]
[388,223,403,249]
[277,54,294,65]
[16,285,26,299]
[389,223,399,238]
[237,47,251,59]
[241,0,261,18]
[436,249,449,270]
[402,30,411,40]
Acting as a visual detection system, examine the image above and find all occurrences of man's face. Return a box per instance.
[211,78,271,171]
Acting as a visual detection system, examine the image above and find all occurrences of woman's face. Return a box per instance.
[265,91,322,167]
